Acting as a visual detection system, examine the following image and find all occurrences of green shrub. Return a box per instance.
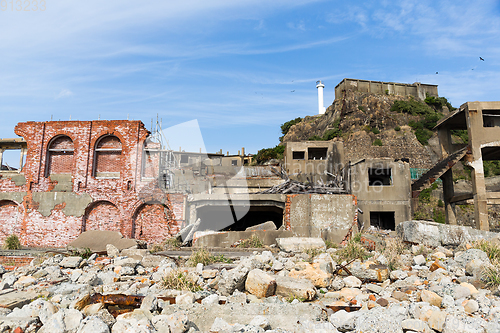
[363,125,371,132]
[373,139,383,146]
[394,126,401,131]
[424,94,456,111]
[281,117,303,136]
[3,234,21,250]
[385,89,389,95]
[451,129,468,144]
[358,105,365,112]
[335,239,369,263]
[371,128,380,134]
[255,145,285,164]
[483,161,500,177]
[437,199,444,207]
[70,247,93,259]
[433,209,445,224]
[308,135,323,141]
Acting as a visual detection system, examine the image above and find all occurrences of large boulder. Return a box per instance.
[68,230,139,253]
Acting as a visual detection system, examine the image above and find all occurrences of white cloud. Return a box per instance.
[55,89,73,99]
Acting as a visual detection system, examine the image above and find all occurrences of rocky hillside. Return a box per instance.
[282,89,450,169]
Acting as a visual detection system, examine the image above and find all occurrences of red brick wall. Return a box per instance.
[0,120,187,247]
[0,200,22,243]
[0,256,34,270]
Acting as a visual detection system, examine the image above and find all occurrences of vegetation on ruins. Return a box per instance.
[237,234,264,248]
[187,248,233,266]
[254,145,285,164]
[3,234,21,250]
[162,269,202,292]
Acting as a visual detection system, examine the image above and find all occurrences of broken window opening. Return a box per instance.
[368,168,392,186]
[180,154,189,164]
[1,149,25,172]
[293,151,305,160]
[94,135,122,179]
[308,148,328,160]
[482,110,500,128]
[231,160,238,166]
[370,211,395,230]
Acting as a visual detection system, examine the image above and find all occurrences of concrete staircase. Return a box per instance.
[411,146,469,193]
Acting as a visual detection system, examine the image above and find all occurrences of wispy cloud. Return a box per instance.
[55,89,74,100]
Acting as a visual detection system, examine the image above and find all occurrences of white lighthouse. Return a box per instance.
[316,80,326,114]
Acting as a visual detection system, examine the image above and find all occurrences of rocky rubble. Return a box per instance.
[0,235,500,333]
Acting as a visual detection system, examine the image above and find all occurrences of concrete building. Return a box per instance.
[428,101,500,231]
[283,141,344,183]
[335,78,438,101]
[349,158,412,230]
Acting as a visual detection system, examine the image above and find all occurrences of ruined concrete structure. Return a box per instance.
[335,78,438,101]
[0,121,185,247]
[429,101,500,231]
[349,158,411,230]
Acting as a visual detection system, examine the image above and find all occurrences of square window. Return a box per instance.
[368,168,392,186]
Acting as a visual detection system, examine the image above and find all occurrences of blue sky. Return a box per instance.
[1,0,499,157]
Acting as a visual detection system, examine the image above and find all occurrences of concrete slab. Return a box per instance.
[67,230,138,252]
[0,290,38,309]
[192,230,293,248]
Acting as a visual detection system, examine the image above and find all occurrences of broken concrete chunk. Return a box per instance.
[276,237,326,253]
[106,244,120,258]
[68,230,139,253]
[59,256,83,269]
[245,269,277,298]
[274,275,316,301]
[245,221,277,232]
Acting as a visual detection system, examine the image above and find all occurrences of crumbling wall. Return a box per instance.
[0,120,186,247]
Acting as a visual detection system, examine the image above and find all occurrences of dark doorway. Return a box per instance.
[370,211,395,230]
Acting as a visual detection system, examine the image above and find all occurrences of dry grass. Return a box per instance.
[163,237,182,250]
[237,234,264,248]
[472,240,500,262]
[334,239,369,263]
[481,260,500,289]
[162,270,202,292]
[382,238,409,270]
[187,248,232,267]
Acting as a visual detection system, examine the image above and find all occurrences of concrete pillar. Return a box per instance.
[467,105,489,230]
[0,149,4,169]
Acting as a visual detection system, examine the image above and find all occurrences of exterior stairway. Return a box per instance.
[411,146,469,193]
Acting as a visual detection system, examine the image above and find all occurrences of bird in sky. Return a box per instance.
[436,72,438,74]
[480,57,485,61]
[291,90,295,92]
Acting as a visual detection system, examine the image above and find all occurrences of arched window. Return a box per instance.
[94,135,122,178]
[46,135,74,176]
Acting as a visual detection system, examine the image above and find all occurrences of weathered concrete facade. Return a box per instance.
[284,141,344,183]
[434,101,500,230]
[0,120,185,247]
[335,78,438,101]
[349,158,411,230]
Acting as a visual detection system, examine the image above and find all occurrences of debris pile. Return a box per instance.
[0,228,499,332]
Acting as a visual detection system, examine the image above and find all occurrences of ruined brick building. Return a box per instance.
[0,120,185,247]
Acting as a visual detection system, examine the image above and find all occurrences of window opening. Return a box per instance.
[368,168,392,186]
[293,151,305,160]
[308,147,328,160]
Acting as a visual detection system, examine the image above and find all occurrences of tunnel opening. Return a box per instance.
[196,204,284,232]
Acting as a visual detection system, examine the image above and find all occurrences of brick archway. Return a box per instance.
[0,200,22,243]
[132,203,173,244]
[83,201,123,233]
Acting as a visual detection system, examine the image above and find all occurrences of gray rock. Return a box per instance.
[140,294,158,313]
[454,249,489,267]
[343,276,362,288]
[276,237,326,253]
[413,255,426,266]
[249,315,271,330]
[396,220,441,247]
[275,275,316,301]
[330,309,365,331]
[355,307,403,333]
[390,270,408,280]
[59,256,83,269]
[442,314,486,333]
[201,294,219,305]
[465,259,485,277]
[77,316,110,333]
[113,258,140,268]
[152,311,188,333]
[39,308,83,333]
[246,221,277,231]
